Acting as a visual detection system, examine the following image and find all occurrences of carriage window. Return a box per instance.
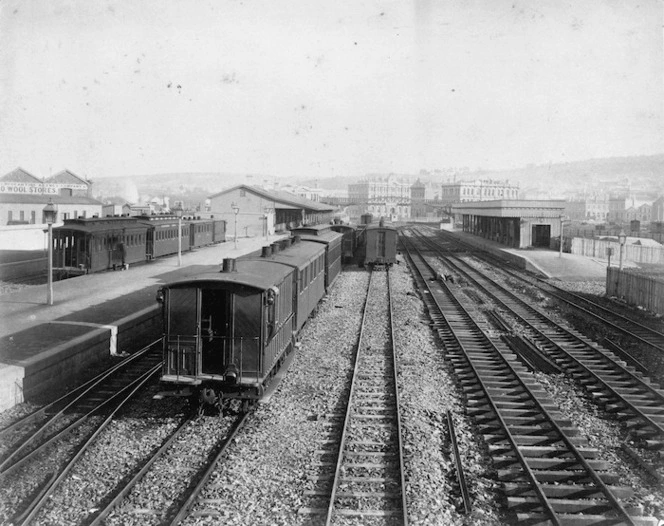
[168,288,198,335]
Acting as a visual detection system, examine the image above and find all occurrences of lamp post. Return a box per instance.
[177,215,182,267]
[559,215,565,258]
[264,207,272,241]
[618,229,627,270]
[43,199,58,305]
[231,203,239,249]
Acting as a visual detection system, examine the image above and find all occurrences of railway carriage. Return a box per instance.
[52,217,149,273]
[137,215,191,259]
[290,225,342,290]
[212,218,226,244]
[188,218,215,248]
[362,219,398,269]
[157,236,328,410]
[330,223,357,263]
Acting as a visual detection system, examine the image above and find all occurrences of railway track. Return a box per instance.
[432,226,664,356]
[299,269,408,525]
[411,230,664,451]
[84,411,249,526]
[0,342,163,525]
[401,233,657,525]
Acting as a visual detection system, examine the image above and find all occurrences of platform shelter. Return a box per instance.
[452,200,566,249]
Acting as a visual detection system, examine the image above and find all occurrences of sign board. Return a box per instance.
[0,182,88,195]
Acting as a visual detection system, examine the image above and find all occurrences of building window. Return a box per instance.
[31,211,36,224]
[8,211,12,223]
[20,211,25,221]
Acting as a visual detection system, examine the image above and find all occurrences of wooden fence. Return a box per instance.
[570,237,664,265]
[606,267,664,316]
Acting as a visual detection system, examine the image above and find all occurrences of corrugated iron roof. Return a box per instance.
[0,167,42,183]
[208,184,333,212]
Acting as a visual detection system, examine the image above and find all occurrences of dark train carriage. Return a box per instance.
[159,257,296,408]
[290,226,342,290]
[189,219,215,248]
[212,219,226,243]
[137,215,192,259]
[255,237,327,331]
[362,220,398,268]
[52,217,148,273]
[158,237,327,408]
[290,224,332,236]
[330,223,357,262]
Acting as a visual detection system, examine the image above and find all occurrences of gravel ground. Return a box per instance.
[32,383,187,525]
[180,264,506,526]
[3,257,661,525]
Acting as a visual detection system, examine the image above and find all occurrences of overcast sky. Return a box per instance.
[0,0,662,181]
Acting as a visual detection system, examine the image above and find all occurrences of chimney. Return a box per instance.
[221,258,237,272]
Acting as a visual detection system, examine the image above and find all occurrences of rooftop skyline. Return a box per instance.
[1,0,662,181]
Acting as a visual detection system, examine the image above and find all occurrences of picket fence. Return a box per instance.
[570,237,664,265]
[605,267,664,316]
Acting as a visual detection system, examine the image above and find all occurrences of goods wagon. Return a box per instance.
[361,219,398,269]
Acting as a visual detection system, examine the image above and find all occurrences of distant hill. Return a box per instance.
[92,153,664,204]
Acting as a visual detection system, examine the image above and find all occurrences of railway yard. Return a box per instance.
[1,225,664,525]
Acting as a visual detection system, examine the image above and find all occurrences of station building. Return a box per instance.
[452,199,566,249]
[208,185,336,239]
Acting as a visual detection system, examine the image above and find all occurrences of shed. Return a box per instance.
[452,199,566,249]
[208,185,335,240]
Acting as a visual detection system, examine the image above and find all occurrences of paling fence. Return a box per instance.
[570,237,664,265]
[606,267,664,316]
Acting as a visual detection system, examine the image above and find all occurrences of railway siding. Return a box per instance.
[402,231,659,525]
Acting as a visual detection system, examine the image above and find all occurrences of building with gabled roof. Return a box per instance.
[0,167,99,225]
[208,184,335,238]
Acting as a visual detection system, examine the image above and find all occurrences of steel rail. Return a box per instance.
[296,270,374,520]
[432,227,664,354]
[0,350,163,474]
[401,237,560,525]
[421,235,664,440]
[166,412,251,526]
[14,363,162,526]
[387,268,409,526]
[88,415,193,526]
[0,339,161,440]
[325,271,376,525]
[446,410,471,514]
[402,233,637,525]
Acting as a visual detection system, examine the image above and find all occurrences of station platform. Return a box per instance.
[0,236,282,411]
[441,228,622,282]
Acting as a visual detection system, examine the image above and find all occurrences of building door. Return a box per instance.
[531,224,551,247]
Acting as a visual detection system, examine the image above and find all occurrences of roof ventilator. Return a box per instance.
[221,258,237,272]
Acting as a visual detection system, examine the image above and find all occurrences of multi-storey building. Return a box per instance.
[348,174,412,221]
[565,195,609,222]
[440,178,519,206]
[608,196,627,223]
[652,196,664,222]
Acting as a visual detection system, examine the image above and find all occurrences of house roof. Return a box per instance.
[0,194,102,205]
[47,169,89,186]
[0,167,42,184]
[208,185,333,212]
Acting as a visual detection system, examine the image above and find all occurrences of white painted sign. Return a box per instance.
[0,182,88,195]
